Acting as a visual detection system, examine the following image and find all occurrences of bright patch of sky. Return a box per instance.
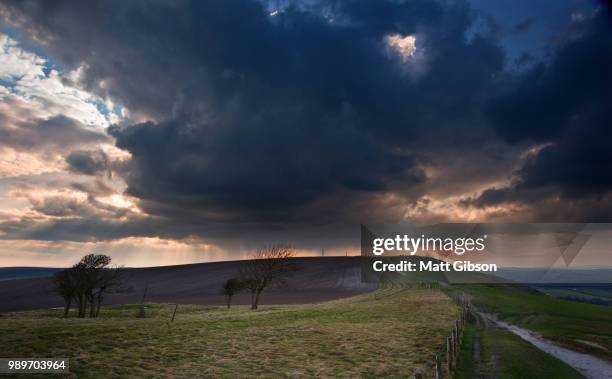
[385,34,417,59]
[0,34,123,128]
[384,33,427,80]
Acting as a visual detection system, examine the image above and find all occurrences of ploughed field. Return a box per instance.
[0,257,375,312]
[0,286,458,377]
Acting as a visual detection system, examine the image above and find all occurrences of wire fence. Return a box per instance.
[412,288,472,379]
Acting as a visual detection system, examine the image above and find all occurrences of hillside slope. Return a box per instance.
[0,257,376,312]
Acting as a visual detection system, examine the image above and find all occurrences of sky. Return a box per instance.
[0,0,610,267]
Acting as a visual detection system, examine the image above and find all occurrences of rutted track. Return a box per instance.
[480,312,612,379]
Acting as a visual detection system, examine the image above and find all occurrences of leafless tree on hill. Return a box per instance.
[239,245,298,309]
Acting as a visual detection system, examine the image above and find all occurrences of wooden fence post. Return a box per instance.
[171,303,179,323]
[456,320,461,345]
[447,336,452,374]
[452,325,458,362]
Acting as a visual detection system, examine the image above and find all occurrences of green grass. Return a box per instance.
[454,323,584,379]
[0,286,458,378]
[575,287,612,300]
[454,323,478,378]
[535,286,612,304]
[455,284,612,360]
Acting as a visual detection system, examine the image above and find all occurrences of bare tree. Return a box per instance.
[222,278,243,309]
[239,245,298,309]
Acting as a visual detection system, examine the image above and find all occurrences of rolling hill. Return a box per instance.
[0,257,376,312]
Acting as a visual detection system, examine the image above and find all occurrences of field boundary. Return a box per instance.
[413,287,471,379]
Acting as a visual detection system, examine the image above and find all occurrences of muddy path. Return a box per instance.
[479,312,612,379]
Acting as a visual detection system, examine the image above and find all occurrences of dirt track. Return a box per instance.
[0,257,376,312]
[481,312,612,379]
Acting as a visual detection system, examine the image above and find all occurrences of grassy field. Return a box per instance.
[533,284,612,305]
[455,284,612,360]
[0,286,458,378]
[454,323,584,379]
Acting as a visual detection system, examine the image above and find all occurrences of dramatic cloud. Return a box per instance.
[0,109,109,177]
[66,149,110,176]
[0,0,609,265]
[1,0,503,224]
[464,9,612,220]
[0,34,121,127]
[0,115,107,151]
[0,32,120,179]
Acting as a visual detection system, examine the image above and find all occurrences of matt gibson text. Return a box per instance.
[372,260,498,272]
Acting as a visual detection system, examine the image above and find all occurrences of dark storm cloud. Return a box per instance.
[510,18,534,35]
[465,9,612,218]
[486,10,612,144]
[0,0,609,245]
[108,114,425,221]
[66,149,110,176]
[1,0,505,226]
